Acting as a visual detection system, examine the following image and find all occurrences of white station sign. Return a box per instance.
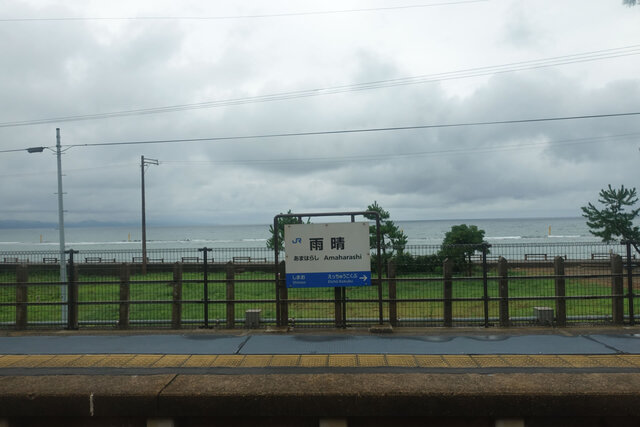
[284,222,371,288]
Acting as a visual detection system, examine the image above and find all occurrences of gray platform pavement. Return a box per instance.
[1,329,640,355]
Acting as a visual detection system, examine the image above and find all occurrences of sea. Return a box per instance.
[0,217,600,253]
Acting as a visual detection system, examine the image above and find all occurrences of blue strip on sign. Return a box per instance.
[286,271,371,288]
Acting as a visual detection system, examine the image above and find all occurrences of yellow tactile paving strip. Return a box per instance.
[415,355,448,368]
[1,354,640,369]
[152,355,190,368]
[299,355,327,367]
[328,354,358,367]
[213,355,243,367]
[182,355,217,368]
[358,354,386,367]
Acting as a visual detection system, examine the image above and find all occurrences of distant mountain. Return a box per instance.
[0,220,56,229]
[0,220,136,229]
[66,220,136,228]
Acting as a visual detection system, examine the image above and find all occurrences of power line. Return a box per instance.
[1,45,639,128]
[2,111,638,154]
[62,111,640,149]
[4,130,636,177]
[0,163,133,178]
[2,130,637,180]
[160,132,640,165]
[0,1,487,22]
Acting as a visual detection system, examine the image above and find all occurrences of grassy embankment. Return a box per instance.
[0,267,627,326]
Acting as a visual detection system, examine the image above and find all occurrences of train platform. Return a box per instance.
[2,327,640,426]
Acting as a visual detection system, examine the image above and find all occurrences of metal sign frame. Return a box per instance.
[273,211,382,326]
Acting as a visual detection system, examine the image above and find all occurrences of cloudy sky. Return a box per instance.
[1,0,639,225]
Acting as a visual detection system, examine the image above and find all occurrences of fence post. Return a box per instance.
[482,244,490,328]
[66,250,79,330]
[172,262,183,329]
[334,287,343,328]
[554,256,566,327]
[198,247,212,328]
[443,258,453,327]
[388,260,397,327]
[498,257,509,327]
[278,261,288,326]
[118,263,130,330]
[16,264,28,330]
[612,254,624,325]
[625,241,635,326]
[226,262,235,328]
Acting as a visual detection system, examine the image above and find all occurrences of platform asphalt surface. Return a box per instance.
[4,327,640,420]
[2,327,640,374]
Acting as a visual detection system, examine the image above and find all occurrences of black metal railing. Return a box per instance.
[0,242,638,329]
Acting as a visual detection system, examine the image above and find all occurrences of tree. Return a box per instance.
[364,201,408,257]
[439,224,488,272]
[623,0,636,6]
[581,185,640,250]
[266,210,309,252]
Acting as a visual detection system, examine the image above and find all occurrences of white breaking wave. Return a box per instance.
[63,241,138,246]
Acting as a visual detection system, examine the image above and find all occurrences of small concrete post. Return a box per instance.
[554,256,566,327]
[497,257,509,327]
[443,258,453,327]
[171,263,183,329]
[118,263,130,330]
[16,264,28,330]
[611,254,624,324]
[388,260,397,327]
[226,262,235,328]
[245,309,261,328]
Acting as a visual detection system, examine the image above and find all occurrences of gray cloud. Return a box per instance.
[1,1,639,225]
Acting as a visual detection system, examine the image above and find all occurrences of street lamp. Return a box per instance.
[141,155,158,275]
[27,128,67,323]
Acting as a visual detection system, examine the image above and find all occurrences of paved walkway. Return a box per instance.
[1,329,640,374]
[3,328,640,422]
[3,329,640,355]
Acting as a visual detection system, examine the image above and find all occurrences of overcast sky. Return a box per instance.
[1,0,639,225]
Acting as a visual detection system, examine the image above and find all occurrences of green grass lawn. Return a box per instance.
[0,268,634,327]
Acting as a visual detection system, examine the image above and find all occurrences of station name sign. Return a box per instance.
[284,222,371,288]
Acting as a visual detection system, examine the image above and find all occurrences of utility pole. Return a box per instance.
[56,128,67,323]
[26,128,67,323]
[141,155,158,275]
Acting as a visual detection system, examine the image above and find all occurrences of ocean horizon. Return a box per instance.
[0,216,602,252]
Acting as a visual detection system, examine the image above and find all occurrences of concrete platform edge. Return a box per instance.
[2,373,640,418]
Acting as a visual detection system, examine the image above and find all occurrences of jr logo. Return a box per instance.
[292,237,302,244]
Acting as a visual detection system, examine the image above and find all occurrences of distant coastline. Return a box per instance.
[0,220,136,229]
[0,216,584,230]
[0,217,599,252]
